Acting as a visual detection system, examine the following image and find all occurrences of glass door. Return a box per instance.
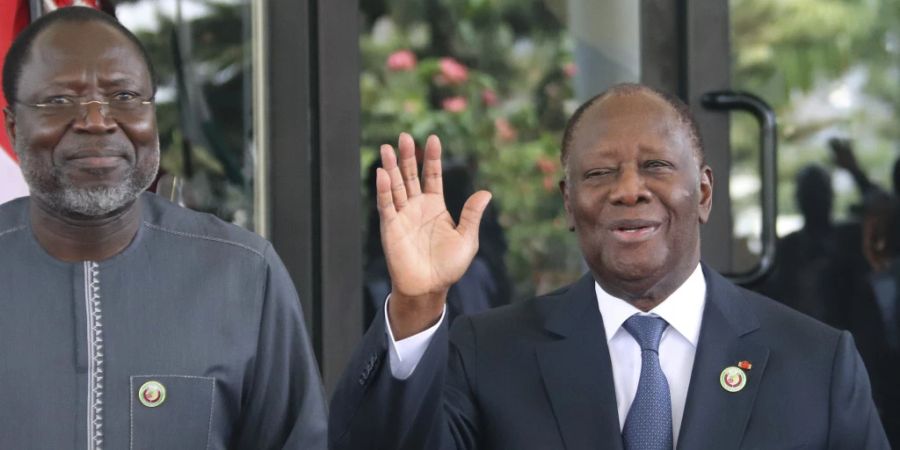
[642,0,900,442]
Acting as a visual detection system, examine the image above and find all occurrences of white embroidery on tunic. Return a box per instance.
[85,262,104,450]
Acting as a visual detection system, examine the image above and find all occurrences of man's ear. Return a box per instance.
[559,177,575,231]
[3,106,16,148]
[698,164,713,224]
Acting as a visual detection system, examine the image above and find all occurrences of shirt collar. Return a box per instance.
[595,263,706,347]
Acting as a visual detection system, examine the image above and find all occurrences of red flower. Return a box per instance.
[482,89,498,106]
[437,57,469,85]
[442,96,468,113]
[563,62,577,78]
[386,50,417,71]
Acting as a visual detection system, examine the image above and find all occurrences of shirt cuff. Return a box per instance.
[384,295,446,380]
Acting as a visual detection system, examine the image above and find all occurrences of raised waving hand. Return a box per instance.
[377,133,492,339]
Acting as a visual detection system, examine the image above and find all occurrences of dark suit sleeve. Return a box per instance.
[329,307,481,450]
[827,331,890,449]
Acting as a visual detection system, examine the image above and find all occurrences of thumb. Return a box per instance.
[456,190,492,241]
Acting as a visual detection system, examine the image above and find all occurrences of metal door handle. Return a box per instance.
[701,91,777,285]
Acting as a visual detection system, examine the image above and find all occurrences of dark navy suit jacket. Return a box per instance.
[330,265,889,449]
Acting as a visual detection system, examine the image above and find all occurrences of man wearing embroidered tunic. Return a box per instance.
[0,7,326,449]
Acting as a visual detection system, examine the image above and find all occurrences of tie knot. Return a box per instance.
[623,314,668,352]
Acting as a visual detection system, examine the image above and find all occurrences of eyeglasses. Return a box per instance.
[15,94,154,123]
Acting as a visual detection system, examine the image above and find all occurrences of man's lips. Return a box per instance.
[608,219,661,242]
[65,151,128,169]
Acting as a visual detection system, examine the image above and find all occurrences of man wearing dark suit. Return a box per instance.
[329,84,890,449]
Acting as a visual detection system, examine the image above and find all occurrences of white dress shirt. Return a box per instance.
[598,263,706,445]
[385,298,446,380]
[386,264,707,445]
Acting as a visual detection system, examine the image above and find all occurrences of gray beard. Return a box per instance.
[18,151,159,217]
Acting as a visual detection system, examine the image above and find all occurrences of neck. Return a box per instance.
[30,196,142,262]
[595,257,699,313]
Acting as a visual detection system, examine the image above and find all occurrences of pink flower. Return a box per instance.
[535,156,558,175]
[442,96,468,113]
[386,50,417,71]
[437,57,469,85]
[482,89,498,106]
[543,175,557,192]
[563,62,577,78]
[494,117,517,142]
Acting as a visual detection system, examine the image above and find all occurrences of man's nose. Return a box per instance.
[73,100,116,132]
[609,167,651,205]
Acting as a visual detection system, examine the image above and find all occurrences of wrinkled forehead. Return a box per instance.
[19,21,151,96]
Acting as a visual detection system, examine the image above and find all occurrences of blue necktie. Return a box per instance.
[622,314,673,450]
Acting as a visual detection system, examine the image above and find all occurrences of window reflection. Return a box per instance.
[360,0,640,298]
[116,0,255,228]
[732,1,900,442]
[361,1,577,299]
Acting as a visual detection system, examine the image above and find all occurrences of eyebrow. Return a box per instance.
[98,76,146,88]
[40,77,149,94]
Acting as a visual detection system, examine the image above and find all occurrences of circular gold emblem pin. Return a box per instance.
[138,380,166,408]
[720,366,747,393]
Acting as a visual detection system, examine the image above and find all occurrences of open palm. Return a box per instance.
[377,133,492,299]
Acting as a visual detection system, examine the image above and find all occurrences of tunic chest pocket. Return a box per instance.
[130,375,216,450]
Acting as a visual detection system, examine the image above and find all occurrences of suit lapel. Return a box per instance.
[535,274,624,450]
[677,266,770,449]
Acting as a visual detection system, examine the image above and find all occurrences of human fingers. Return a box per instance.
[398,133,422,197]
[381,143,409,209]
[456,190,492,241]
[375,167,398,223]
[422,135,443,196]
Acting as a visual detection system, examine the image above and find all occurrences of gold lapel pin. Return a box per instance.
[138,380,166,408]
[720,361,750,393]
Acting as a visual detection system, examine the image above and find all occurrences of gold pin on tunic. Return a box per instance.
[720,366,747,393]
[138,380,166,408]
